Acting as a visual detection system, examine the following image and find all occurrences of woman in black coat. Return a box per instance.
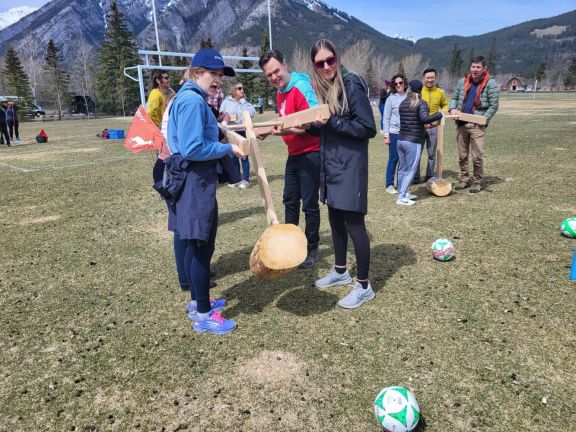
[396,80,443,206]
[309,39,377,309]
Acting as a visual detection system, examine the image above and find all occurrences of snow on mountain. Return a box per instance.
[0,6,38,30]
[393,33,417,44]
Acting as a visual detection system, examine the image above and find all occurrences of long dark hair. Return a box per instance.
[310,39,348,115]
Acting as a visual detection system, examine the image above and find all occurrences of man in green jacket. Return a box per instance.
[449,56,499,193]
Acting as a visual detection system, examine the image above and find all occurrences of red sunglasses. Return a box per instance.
[313,56,337,70]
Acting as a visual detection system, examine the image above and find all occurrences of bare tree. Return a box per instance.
[401,53,429,81]
[19,31,44,102]
[70,39,97,115]
[342,39,373,79]
[371,55,395,87]
[290,44,311,76]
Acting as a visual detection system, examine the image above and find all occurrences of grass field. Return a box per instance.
[1,98,575,432]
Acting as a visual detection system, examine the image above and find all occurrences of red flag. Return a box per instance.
[124,105,163,152]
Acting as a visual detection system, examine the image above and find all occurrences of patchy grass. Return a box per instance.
[0,99,575,431]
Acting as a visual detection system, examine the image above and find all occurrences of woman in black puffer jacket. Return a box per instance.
[396,80,443,206]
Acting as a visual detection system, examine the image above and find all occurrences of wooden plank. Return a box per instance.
[243,111,278,225]
[218,124,250,154]
[445,112,487,125]
[225,120,283,131]
[280,104,330,128]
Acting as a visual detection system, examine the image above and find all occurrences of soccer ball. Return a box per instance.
[431,238,456,261]
[374,386,420,432]
[560,217,576,238]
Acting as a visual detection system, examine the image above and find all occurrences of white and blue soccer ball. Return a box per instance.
[431,238,456,261]
[374,386,421,432]
[560,217,576,238]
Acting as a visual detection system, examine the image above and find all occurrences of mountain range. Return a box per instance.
[0,0,574,77]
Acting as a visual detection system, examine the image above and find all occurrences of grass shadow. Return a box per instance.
[218,206,262,226]
[219,246,340,318]
[368,243,417,293]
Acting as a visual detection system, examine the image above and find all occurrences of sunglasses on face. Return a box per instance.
[161,76,170,81]
[313,56,337,70]
[236,86,243,90]
[395,81,404,86]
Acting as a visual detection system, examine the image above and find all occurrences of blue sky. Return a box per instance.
[2,0,575,40]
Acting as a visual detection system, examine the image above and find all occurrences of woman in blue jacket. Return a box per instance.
[308,39,377,309]
[166,48,245,334]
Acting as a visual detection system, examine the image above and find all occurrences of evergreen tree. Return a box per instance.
[487,38,497,72]
[237,47,257,100]
[255,33,271,109]
[44,39,69,120]
[397,61,405,75]
[2,46,33,101]
[449,43,463,81]
[564,57,576,88]
[468,47,475,65]
[534,61,546,83]
[200,36,214,49]
[96,1,140,116]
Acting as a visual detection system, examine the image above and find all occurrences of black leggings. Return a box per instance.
[0,122,9,144]
[328,206,370,280]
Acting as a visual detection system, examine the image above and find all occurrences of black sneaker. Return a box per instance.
[299,249,319,269]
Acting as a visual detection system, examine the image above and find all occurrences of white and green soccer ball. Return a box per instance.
[374,386,420,432]
[560,217,576,238]
[431,238,456,261]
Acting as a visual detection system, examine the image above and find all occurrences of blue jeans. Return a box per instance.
[232,156,250,182]
[283,151,320,249]
[386,133,399,188]
[397,140,422,199]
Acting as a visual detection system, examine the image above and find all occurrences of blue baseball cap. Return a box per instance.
[191,48,235,77]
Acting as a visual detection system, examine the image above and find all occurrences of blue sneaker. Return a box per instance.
[16,137,21,142]
[192,310,236,334]
[187,298,226,319]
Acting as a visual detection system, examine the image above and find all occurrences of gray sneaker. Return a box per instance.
[338,282,375,309]
[315,267,352,288]
[299,249,319,269]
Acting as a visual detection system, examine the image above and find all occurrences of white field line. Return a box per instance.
[0,155,147,173]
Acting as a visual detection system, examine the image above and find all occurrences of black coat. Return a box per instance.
[313,72,376,214]
[398,98,442,144]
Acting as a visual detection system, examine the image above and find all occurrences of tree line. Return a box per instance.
[2,0,576,120]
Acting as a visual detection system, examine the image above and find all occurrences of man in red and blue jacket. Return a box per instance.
[259,50,320,269]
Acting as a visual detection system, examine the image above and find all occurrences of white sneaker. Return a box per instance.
[338,281,375,309]
[238,180,249,189]
[315,267,353,288]
[228,181,241,188]
[406,193,417,200]
[396,197,416,206]
[385,186,398,194]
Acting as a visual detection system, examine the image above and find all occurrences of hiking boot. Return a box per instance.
[385,186,398,194]
[396,197,416,206]
[299,249,319,269]
[187,298,226,319]
[454,181,470,190]
[338,281,375,309]
[469,184,482,193]
[315,267,352,288]
[192,310,236,334]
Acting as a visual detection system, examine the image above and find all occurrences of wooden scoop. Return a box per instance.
[241,111,307,280]
[427,116,452,197]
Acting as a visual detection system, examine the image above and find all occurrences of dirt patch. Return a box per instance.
[19,215,61,225]
[0,147,102,162]
[237,350,304,386]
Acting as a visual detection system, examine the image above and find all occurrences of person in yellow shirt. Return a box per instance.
[415,68,448,183]
[147,70,171,127]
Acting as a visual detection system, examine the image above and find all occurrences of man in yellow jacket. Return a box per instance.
[147,70,172,127]
[415,68,448,183]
